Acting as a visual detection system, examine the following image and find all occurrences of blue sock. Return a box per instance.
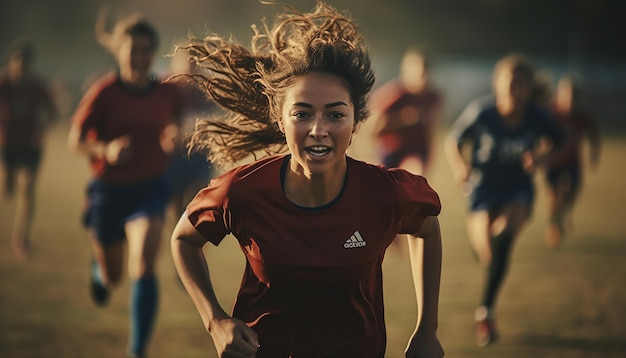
[129,276,158,356]
[91,260,104,285]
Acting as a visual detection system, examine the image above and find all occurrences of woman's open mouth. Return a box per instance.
[305,146,332,157]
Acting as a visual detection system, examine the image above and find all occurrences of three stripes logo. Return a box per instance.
[344,230,366,249]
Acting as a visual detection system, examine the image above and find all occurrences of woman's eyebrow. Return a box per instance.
[291,101,348,108]
[325,101,348,108]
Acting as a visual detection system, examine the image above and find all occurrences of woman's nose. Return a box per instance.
[309,116,328,137]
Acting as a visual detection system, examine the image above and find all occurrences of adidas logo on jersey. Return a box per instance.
[344,231,366,249]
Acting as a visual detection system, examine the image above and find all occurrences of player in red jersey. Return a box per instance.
[543,75,601,249]
[0,39,57,260]
[67,12,183,358]
[170,3,444,358]
[370,47,443,176]
[163,48,217,218]
[369,47,443,254]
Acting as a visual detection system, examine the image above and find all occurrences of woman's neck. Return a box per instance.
[402,77,427,94]
[283,159,347,208]
[496,98,525,128]
[119,70,150,89]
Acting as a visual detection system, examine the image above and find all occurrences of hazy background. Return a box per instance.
[1,0,625,128]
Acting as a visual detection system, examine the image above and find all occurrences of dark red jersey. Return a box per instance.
[187,155,441,357]
[550,108,599,170]
[0,73,56,149]
[72,72,183,183]
[370,80,442,154]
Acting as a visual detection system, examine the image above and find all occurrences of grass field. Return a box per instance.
[1,120,625,358]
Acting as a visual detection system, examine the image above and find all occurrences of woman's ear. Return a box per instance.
[277,119,285,133]
[348,121,360,145]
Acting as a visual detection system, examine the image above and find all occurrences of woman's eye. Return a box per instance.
[328,112,346,120]
[292,111,309,119]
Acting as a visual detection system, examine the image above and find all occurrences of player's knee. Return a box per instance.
[128,260,156,280]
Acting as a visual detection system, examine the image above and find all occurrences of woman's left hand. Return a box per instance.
[405,330,444,358]
[160,123,179,153]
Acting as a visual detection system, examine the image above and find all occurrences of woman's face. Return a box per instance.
[117,34,155,83]
[7,50,30,80]
[555,78,574,113]
[400,52,427,90]
[494,67,532,111]
[280,72,355,177]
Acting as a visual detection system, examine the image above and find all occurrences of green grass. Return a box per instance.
[1,121,625,357]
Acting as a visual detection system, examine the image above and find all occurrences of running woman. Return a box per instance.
[171,3,444,357]
[543,75,601,249]
[163,47,217,218]
[444,53,568,347]
[67,12,183,358]
[0,39,57,260]
[370,47,443,176]
[369,47,443,254]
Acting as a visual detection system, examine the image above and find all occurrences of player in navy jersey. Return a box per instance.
[444,53,567,347]
[170,3,444,357]
[67,11,183,358]
[0,39,57,260]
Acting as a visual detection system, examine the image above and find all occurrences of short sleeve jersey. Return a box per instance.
[71,72,183,183]
[449,96,565,191]
[187,155,441,357]
[370,80,442,153]
[0,73,55,149]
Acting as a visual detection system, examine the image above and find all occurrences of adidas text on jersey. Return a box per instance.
[344,231,366,249]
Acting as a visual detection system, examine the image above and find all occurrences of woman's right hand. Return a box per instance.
[104,135,132,165]
[208,316,260,358]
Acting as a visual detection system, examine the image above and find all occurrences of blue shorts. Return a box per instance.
[470,185,534,213]
[82,175,172,246]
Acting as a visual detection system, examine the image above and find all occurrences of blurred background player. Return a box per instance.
[0,39,57,260]
[543,74,601,249]
[368,47,443,253]
[444,53,568,347]
[369,47,443,176]
[67,10,183,358]
[163,47,216,218]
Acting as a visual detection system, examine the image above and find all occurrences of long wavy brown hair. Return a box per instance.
[172,1,375,168]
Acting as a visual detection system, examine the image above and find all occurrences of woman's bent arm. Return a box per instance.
[171,212,259,357]
[405,216,444,358]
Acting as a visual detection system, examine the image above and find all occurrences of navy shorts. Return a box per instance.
[1,145,42,171]
[82,175,172,246]
[470,185,535,212]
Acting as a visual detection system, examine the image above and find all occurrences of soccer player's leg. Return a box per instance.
[125,215,164,357]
